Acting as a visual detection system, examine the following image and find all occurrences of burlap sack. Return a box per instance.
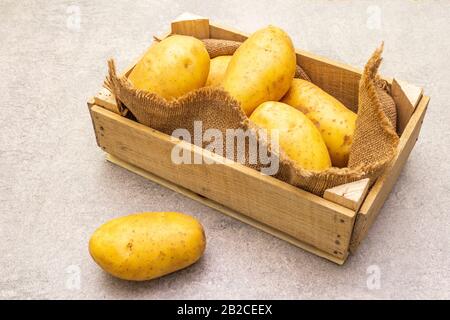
[105,41,398,196]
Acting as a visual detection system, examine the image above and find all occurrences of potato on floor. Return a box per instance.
[89,212,206,281]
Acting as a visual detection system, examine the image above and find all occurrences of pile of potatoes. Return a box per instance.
[128,26,357,170]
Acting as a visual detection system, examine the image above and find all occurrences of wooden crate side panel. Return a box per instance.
[94,87,123,115]
[209,22,248,42]
[106,153,347,265]
[90,105,355,260]
[349,96,429,251]
[87,98,101,147]
[391,79,424,135]
[171,13,210,38]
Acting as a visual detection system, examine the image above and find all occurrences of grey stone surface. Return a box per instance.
[1,0,449,299]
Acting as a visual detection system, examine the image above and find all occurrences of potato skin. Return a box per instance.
[222,26,296,116]
[250,101,331,171]
[205,55,232,87]
[281,79,357,167]
[128,35,210,100]
[89,212,206,281]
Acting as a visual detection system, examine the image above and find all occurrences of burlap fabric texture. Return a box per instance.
[105,39,398,196]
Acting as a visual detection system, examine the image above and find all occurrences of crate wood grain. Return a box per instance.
[88,14,429,264]
[324,178,370,212]
[104,153,349,264]
[89,105,355,263]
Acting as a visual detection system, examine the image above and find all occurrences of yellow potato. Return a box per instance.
[205,55,232,86]
[281,79,357,167]
[250,101,331,171]
[222,26,296,115]
[89,212,206,281]
[128,35,210,100]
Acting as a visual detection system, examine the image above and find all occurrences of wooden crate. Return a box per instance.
[87,13,429,264]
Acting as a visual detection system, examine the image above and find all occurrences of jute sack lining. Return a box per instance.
[105,40,399,196]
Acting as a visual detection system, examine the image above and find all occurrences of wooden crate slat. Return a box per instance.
[324,178,370,212]
[90,105,356,261]
[171,13,210,39]
[106,153,348,265]
[94,87,121,115]
[391,78,424,135]
[395,79,423,108]
[209,22,248,42]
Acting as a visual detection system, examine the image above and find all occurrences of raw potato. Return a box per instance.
[250,101,331,171]
[281,79,357,167]
[89,212,206,281]
[128,35,210,100]
[205,55,232,86]
[222,26,296,115]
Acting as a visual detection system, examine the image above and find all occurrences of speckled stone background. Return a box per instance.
[1,0,449,299]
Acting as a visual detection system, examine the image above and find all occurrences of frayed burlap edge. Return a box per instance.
[104,44,399,196]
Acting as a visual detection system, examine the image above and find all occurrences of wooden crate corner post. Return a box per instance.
[171,12,210,39]
[93,87,124,116]
[391,79,423,135]
[324,178,370,212]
